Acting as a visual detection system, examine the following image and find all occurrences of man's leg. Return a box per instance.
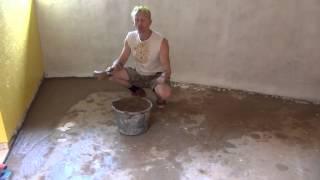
[108,69,130,87]
[110,68,146,97]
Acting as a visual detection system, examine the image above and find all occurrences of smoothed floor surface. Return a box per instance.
[6,78,320,180]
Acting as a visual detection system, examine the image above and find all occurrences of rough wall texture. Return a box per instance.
[0,0,43,142]
[36,0,320,102]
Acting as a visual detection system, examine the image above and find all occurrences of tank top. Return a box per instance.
[126,30,164,76]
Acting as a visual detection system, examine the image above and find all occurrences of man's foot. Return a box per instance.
[156,98,167,109]
[130,87,146,97]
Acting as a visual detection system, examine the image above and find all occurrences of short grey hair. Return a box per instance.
[131,5,151,20]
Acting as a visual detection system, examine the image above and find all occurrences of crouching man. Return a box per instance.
[94,5,172,108]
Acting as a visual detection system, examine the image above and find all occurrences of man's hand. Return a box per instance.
[93,61,124,80]
[93,67,113,80]
[93,70,107,80]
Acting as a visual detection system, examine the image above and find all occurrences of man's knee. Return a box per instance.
[108,73,118,81]
[110,69,129,81]
[155,84,171,99]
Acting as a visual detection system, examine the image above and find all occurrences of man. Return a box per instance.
[94,5,172,108]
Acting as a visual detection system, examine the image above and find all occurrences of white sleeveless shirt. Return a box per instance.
[126,30,164,76]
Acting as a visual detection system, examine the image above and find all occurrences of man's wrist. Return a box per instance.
[161,73,170,80]
[112,60,124,68]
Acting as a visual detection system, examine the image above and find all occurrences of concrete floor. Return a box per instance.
[6,78,320,180]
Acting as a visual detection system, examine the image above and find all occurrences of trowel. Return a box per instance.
[93,67,113,79]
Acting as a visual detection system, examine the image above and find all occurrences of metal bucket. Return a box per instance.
[112,97,152,135]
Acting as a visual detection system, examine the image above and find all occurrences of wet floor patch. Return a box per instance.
[275,163,289,171]
[6,80,320,180]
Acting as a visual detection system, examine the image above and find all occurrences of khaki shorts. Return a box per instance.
[126,67,170,89]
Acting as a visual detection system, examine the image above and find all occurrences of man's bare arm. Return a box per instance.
[111,40,131,70]
[159,38,171,79]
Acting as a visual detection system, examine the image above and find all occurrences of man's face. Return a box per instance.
[134,11,151,33]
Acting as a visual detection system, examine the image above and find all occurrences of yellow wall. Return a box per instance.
[0,0,43,143]
[0,112,6,141]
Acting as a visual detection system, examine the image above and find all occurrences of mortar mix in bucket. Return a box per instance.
[111,97,153,136]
